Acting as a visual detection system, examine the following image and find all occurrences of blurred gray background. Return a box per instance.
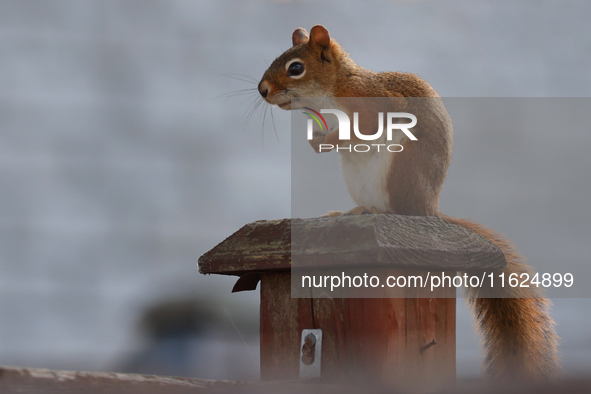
[0,0,590,381]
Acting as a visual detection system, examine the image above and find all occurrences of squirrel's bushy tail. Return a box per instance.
[441,214,561,381]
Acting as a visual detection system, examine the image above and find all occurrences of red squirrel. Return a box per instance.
[257,25,560,380]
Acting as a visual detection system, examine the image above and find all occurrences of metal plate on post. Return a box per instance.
[299,329,322,379]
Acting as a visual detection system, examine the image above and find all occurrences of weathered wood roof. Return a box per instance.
[198,215,507,276]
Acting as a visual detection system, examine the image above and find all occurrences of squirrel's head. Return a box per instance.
[258,25,346,110]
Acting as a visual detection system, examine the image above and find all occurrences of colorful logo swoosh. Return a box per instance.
[302,107,328,132]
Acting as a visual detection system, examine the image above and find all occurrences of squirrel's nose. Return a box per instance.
[258,80,270,98]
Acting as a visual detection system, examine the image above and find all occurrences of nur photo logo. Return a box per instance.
[302,108,418,153]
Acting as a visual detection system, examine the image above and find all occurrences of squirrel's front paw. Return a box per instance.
[309,129,341,153]
[308,134,328,153]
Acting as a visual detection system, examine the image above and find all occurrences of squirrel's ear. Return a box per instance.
[309,25,331,49]
[292,28,309,46]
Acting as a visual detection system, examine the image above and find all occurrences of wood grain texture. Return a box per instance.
[260,272,456,390]
[199,219,292,275]
[198,215,507,276]
[0,366,211,394]
[374,215,505,270]
[259,273,301,381]
[3,365,590,394]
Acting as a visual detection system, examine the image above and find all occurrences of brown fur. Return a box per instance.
[259,25,560,380]
[441,214,560,380]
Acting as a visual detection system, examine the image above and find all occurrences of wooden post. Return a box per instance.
[198,215,506,391]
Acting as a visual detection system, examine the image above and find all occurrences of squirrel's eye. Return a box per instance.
[287,62,305,77]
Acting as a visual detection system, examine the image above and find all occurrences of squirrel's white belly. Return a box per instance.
[339,149,392,212]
